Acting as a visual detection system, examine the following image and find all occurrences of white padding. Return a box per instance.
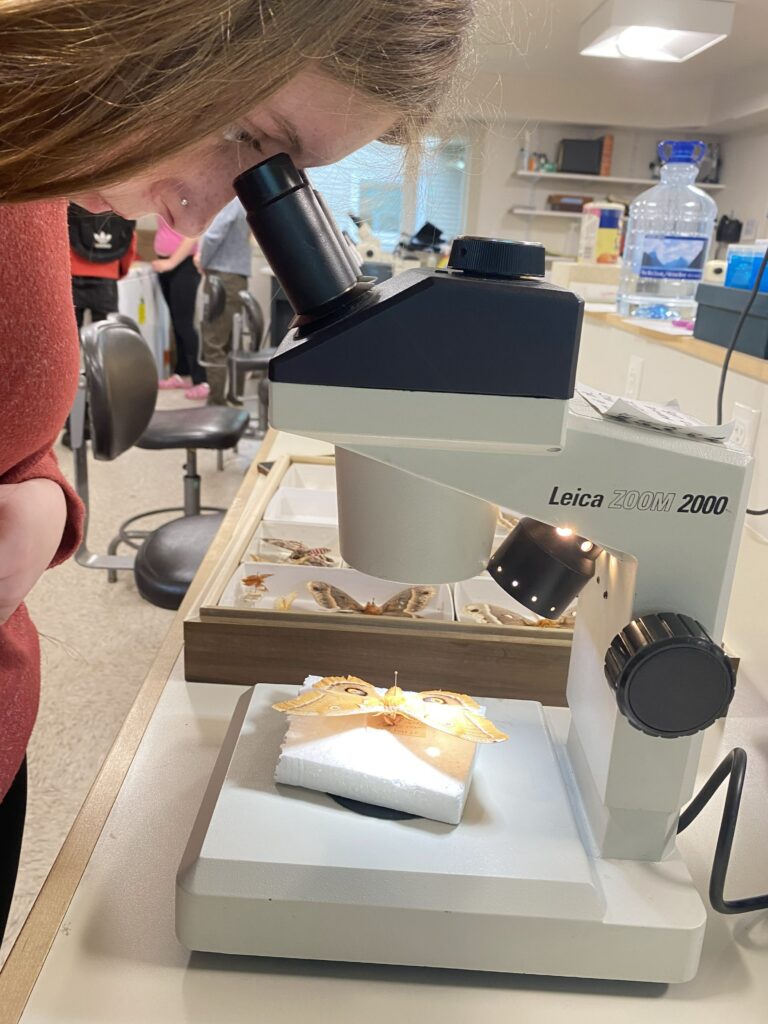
[274,678,481,824]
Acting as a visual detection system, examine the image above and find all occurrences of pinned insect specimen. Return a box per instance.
[464,603,575,629]
[241,573,273,591]
[307,581,436,619]
[262,538,337,567]
[273,674,507,743]
[274,591,298,611]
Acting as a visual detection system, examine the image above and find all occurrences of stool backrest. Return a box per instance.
[237,291,265,350]
[80,321,158,461]
[107,311,143,333]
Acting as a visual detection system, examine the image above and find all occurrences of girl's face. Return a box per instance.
[71,69,395,235]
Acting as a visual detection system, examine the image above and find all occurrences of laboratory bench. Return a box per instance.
[3,314,768,1023]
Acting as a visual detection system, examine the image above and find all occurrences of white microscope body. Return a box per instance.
[177,160,751,983]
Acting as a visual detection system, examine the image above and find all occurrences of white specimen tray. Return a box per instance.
[454,576,575,628]
[242,522,343,568]
[280,462,337,490]
[177,686,706,982]
[219,564,454,620]
[263,487,338,528]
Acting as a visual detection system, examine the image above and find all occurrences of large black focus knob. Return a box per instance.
[605,613,735,738]
[447,237,546,279]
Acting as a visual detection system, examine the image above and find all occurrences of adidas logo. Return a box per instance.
[93,230,113,249]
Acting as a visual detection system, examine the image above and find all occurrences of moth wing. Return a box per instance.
[417,689,482,710]
[488,604,532,626]
[316,676,382,701]
[404,702,508,743]
[265,538,304,553]
[380,585,436,617]
[464,603,530,626]
[306,580,364,613]
[273,677,378,716]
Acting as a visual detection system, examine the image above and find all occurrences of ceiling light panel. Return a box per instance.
[579,0,735,62]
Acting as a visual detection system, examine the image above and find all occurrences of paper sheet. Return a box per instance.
[577,384,734,443]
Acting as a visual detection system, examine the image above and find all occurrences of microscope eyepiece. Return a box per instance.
[233,153,374,324]
[233,152,303,209]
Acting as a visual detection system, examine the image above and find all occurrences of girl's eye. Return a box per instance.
[223,126,263,152]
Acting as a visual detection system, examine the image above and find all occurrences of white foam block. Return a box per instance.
[274,677,482,825]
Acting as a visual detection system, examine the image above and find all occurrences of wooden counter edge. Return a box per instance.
[0,430,279,1024]
[585,310,768,384]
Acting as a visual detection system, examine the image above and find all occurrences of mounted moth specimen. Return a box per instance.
[307,581,436,619]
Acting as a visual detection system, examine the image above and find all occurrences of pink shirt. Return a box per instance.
[154,217,198,258]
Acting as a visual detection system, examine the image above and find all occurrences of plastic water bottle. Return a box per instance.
[617,141,717,320]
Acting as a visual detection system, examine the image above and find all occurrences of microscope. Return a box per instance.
[177,155,752,983]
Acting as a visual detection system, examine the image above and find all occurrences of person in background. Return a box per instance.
[68,203,137,327]
[195,198,252,406]
[152,221,206,399]
[0,0,474,952]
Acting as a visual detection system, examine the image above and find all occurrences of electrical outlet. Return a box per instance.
[731,402,761,453]
[625,355,644,399]
[744,218,758,241]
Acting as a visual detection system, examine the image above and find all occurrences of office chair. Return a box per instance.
[73,320,248,608]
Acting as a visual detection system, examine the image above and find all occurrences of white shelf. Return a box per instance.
[516,170,724,191]
[511,208,584,219]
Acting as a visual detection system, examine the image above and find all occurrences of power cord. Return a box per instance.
[677,747,768,914]
[715,244,768,515]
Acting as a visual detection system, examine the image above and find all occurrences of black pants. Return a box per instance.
[157,257,205,385]
[0,758,27,947]
[72,276,119,328]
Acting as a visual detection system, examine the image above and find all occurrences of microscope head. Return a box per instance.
[234,154,585,582]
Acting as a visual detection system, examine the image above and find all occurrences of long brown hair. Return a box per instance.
[0,0,475,203]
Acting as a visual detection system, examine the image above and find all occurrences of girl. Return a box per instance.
[0,0,475,943]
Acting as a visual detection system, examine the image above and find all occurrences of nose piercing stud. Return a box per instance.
[180,197,189,207]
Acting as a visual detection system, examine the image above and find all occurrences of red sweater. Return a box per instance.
[0,201,84,802]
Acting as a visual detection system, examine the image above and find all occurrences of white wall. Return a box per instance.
[717,127,768,241]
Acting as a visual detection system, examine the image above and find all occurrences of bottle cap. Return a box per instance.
[659,140,707,165]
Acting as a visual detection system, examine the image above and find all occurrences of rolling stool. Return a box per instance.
[73,320,248,608]
[227,290,278,435]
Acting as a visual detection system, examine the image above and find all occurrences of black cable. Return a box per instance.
[677,747,768,914]
[716,245,768,425]
[714,245,768,515]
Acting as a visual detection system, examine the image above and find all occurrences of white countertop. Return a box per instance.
[5,392,768,1021]
[10,527,768,1022]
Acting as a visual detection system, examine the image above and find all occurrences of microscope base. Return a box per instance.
[177,685,706,983]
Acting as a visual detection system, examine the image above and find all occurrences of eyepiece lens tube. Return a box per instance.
[234,153,372,323]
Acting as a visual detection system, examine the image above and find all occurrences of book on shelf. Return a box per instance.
[599,134,614,177]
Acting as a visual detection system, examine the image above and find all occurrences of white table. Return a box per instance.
[2,410,768,1022]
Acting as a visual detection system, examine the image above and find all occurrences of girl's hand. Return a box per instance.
[0,479,67,625]
[152,257,175,273]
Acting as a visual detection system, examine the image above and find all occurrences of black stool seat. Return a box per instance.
[134,513,224,610]
[138,407,249,451]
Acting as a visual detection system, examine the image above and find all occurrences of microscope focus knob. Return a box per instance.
[447,237,546,279]
[605,613,735,739]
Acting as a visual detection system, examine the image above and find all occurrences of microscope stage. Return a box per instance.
[177,685,706,983]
